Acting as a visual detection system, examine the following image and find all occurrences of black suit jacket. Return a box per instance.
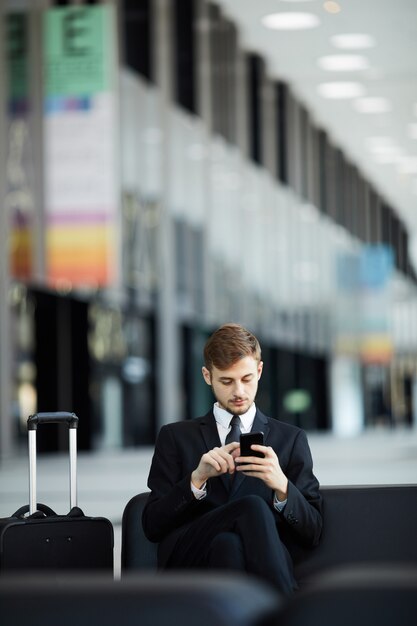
[142,409,322,567]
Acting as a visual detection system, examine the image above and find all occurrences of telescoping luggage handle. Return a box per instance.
[27,412,79,516]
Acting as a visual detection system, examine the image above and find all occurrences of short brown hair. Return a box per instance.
[203,323,261,372]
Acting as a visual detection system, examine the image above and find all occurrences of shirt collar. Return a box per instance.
[213,403,256,431]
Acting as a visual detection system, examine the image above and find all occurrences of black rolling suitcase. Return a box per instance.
[0,412,114,573]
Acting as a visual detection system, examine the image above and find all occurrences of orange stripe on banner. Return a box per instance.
[47,225,112,246]
[360,335,393,364]
[47,260,113,284]
[10,229,33,280]
[48,267,111,288]
[46,224,115,287]
[48,248,109,265]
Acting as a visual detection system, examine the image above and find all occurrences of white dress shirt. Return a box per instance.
[191,403,287,512]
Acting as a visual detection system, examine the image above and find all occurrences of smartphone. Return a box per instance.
[239,432,264,458]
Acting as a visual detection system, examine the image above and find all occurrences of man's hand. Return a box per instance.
[235,445,288,501]
[191,442,240,489]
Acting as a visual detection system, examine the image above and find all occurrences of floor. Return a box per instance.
[1,426,416,575]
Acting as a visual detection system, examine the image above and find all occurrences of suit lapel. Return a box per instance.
[198,412,231,493]
[198,409,272,496]
[199,411,221,451]
[252,410,270,441]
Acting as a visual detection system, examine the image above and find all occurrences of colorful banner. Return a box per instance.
[43,5,118,288]
[334,245,394,364]
[359,245,394,364]
[6,12,34,280]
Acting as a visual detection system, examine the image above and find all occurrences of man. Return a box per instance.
[142,323,322,594]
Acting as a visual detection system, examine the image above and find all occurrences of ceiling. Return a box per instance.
[216,0,417,234]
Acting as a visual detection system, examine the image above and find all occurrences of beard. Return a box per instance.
[214,394,252,415]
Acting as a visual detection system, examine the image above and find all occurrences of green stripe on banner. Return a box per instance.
[43,5,113,97]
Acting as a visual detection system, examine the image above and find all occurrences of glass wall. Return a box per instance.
[1,0,417,457]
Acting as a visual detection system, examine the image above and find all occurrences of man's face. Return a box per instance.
[202,355,263,415]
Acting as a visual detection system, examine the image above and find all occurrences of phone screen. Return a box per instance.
[239,432,264,458]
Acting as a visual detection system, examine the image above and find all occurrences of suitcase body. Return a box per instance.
[0,412,114,573]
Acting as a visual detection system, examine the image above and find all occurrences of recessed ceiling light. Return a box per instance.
[331,33,376,49]
[317,82,365,99]
[317,54,369,71]
[370,145,402,157]
[398,157,417,175]
[365,137,401,156]
[353,97,391,114]
[324,1,341,14]
[366,136,392,148]
[372,153,402,165]
[261,12,320,30]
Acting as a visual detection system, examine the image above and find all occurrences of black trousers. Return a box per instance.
[166,494,297,595]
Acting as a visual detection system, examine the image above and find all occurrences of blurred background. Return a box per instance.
[0,0,417,495]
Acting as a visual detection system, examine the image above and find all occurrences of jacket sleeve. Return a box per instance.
[141,424,203,542]
[279,429,323,547]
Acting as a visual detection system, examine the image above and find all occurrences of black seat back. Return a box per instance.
[121,486,417,580]
[121,492,157,571]
[0,572,281,626]
[260,564,417,626]
[292,485,417,584]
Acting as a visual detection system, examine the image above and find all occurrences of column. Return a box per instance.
[153,0,182,426]
[0,0,13,459]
